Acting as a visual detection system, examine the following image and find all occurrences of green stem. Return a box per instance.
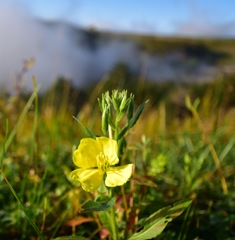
[109,189,119,240]
[108,123,119,240]
[110,205,119,240]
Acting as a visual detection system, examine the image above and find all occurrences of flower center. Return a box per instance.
[97,152,110,172]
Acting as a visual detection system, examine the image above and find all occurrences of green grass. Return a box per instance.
[0,74,235,239]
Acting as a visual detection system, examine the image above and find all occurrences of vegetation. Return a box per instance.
[0,35,235,239]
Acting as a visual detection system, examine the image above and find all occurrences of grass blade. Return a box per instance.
[0,170,44,239]
[2,86,39,152]
[129,199,192,240]
[73,116,96,138]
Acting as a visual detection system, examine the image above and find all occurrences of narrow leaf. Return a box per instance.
[185,95,192,110]
[73,116,96,138]
[3,86,39,152]
[80,197,115,213]
[128,100,148,129]
[129,199,192,240]
[118,100,148,140]
[118,125,129,140]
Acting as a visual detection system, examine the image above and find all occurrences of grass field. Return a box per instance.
[0,36,235,239]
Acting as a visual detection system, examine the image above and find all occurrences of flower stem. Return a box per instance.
[108,188,119,240]
[109,205,119,240]
[107,128,119,240]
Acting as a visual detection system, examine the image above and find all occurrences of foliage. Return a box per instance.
[0,70,235,239]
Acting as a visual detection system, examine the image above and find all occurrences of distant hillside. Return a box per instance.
[2,19,235,94]
[64,23,235,83]
[43,19,235,72]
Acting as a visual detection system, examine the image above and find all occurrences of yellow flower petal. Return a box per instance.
[96,137,119,166]
[105,164,133,187]
[70,168,103,192]
[73,138,102,168]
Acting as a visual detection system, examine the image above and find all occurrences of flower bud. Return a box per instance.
[101,106,109,135]
[119,94,127,112]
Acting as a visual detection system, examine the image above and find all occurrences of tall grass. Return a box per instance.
[0,76,235,239]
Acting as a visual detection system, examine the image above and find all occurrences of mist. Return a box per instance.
[0,2,220,93]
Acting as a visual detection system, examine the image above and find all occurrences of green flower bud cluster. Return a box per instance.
[111,90,133,114]
[98,90,134,137]
[98,90,148,157]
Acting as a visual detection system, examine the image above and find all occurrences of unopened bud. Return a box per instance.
[101,106,109,135]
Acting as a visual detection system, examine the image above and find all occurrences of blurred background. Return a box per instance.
[1,0,235,94]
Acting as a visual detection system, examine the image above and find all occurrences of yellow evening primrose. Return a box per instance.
[70,137,133,192]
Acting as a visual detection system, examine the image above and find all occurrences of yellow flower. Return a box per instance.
[70,137,133,192]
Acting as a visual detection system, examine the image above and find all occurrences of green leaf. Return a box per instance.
[185,96,200,111]
[118,100,148,140]
[98,210,112,233]
[127,97,134,121]
[80,197,115,213]
[185,95,192,110]
[193,98,200,110]
[128,100,148,129]
[117,100,148,140]
[118,125,129,140]
[129,199,192,240]
[73,116,96,139]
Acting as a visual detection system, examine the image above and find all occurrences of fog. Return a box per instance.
[0,2,219,93]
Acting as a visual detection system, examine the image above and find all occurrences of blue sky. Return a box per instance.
[10,0,235,37]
